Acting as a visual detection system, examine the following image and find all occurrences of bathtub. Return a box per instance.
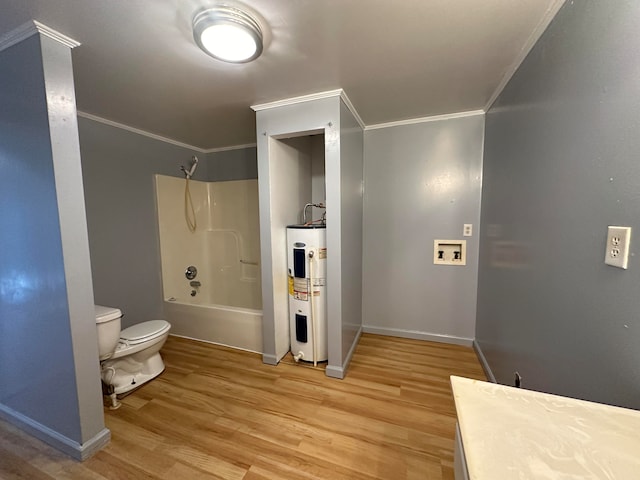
[164,298,263,353]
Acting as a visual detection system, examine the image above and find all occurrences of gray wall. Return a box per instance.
[0,31,106,458]
[207,147,258,182]
[78,117,256,328]
[477,0,640,409]
[363,115,484,343]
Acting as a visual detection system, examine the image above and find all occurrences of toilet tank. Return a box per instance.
[95,305,122,360]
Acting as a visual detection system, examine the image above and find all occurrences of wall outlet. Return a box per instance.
[434,239,467,266]
[604,226,631,269]
[463,224,472,237]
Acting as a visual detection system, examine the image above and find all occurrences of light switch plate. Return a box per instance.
[604,226,631,269]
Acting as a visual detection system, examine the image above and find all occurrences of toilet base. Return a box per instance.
[101,352,166,396]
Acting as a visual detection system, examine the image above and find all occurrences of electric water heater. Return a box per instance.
[286,225,327,364]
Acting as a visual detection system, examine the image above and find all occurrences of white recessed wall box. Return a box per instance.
[434,239,467,266]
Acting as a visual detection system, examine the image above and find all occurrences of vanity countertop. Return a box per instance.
[451,375,640,479]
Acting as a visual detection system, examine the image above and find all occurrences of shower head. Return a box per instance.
[181,156,199,179]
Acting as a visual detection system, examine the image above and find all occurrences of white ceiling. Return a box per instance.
[0,0,564,150]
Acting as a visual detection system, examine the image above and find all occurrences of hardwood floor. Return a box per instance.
[0,333,485,479]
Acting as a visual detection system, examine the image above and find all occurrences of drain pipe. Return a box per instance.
[293,351,304,362]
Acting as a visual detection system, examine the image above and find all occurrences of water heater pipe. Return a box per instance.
[303,203,326,225]
[308,249,317,367]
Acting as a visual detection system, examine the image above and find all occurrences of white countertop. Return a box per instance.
[451,376,640,480]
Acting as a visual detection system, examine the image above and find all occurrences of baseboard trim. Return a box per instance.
[262,353,279,366]
[472,340,496,383]
[325,364,344,379]
[362,325,474,347]
[326,326,363,379]
[79,428,111,460]
[0,403,110,461]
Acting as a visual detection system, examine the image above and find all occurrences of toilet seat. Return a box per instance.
[120,320,171,345]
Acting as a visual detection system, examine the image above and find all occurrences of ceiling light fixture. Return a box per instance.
[192,6,263,63]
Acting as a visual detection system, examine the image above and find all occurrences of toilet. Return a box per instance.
[95,305,171,400]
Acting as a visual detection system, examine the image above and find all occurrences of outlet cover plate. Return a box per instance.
[605,226,631,269]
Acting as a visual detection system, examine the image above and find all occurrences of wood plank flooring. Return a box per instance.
[0,333,485,479]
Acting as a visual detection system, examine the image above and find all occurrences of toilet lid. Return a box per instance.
[120,320,170,345]
[95,305,122,324]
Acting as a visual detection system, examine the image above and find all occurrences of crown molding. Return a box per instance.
[484,0,566,111]
[78,111,207,153]
[365,110,484,131]
[77,111,256,153]
[338,90,366,130]
[0,20,79,54]
[204,143,257,153]
[251,89,343,111]
[33,21,80,48]
[251,88,365,129]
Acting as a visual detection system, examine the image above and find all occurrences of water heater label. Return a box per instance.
[293,278,309,301]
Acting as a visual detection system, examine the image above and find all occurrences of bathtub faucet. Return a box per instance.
[189,280,201,288]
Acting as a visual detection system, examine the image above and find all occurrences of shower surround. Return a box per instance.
[155,175,262,352]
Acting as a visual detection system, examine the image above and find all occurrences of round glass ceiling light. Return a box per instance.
[193,6,263,63]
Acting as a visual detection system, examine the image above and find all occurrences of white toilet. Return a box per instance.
[95,305,171,399]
